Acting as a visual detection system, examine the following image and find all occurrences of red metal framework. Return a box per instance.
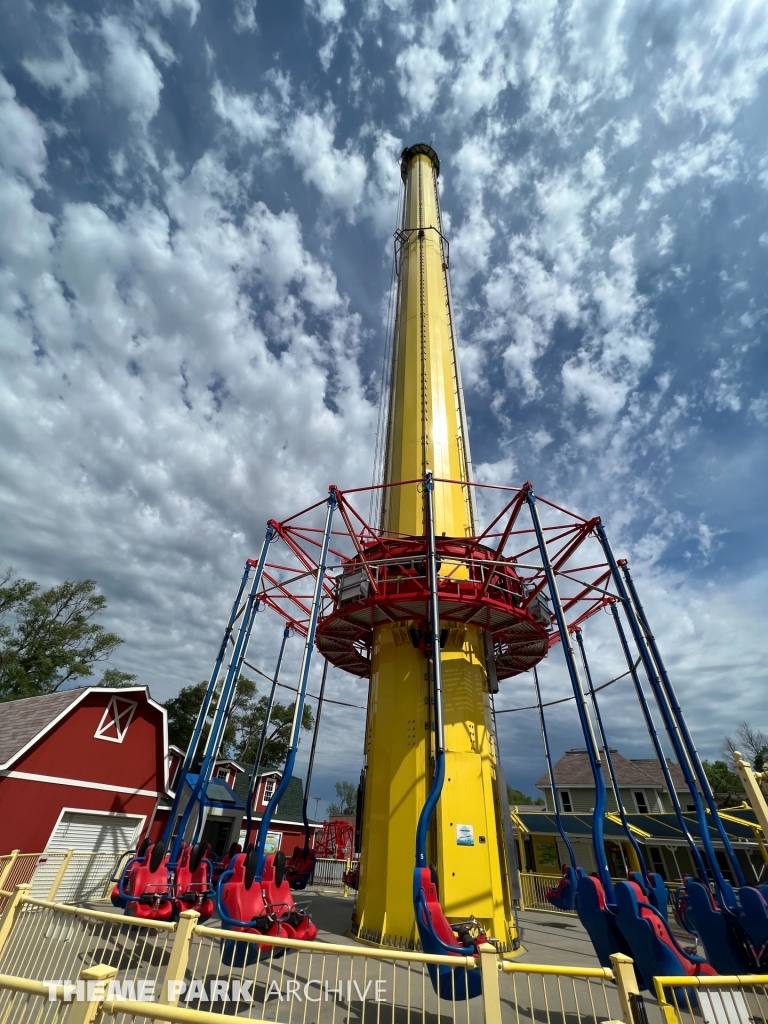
[314,819,355,860]
[254,478,617,683]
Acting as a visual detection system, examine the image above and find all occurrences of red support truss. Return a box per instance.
[249,479,619,684]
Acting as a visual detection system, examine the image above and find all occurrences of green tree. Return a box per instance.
[723,723,768,773]
[507,786,544,806]
[327,780,357,817]
[164,676,313,769]
[702,760,743,794]
[0,569,135,701]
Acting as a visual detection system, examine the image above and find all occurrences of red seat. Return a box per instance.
[417,867,484,951]
[174,844,214,921]
[262,854,317,941]
[219,854,295,936]
[124,843,173,921]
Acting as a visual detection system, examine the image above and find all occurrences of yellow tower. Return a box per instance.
[355,144,520,951]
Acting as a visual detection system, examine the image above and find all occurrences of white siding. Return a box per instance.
[30,811,143,902]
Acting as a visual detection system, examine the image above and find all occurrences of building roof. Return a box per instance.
[513,808,759,846]
[0,688,95,768]
[232,772,318,826]
[0,685,167,772]
[534,748,688,793]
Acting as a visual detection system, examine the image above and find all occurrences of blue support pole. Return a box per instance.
[608,601,709,879]
[161,562,251,848]
[243,625,292,847]
[532,666,577,869]
[415,472,446,869]
[574,628,647,876]
[618,561,747,890]
[524,486,614,900]
[595,522,732,903]
[254,488,338,881]
[301,657,329,853]
[169,523,275,868]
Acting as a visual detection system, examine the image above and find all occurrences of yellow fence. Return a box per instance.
[654,973,768,1024]
[0,883,638,1024]
[0,848,129,913]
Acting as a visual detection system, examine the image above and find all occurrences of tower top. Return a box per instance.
[400,143,439,182]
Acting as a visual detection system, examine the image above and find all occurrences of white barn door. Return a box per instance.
[30,810,144,902]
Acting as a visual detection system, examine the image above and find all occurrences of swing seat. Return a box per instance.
[685,879,754,973]
[218,854,295,966]
[213,843,241,883]
[342,864,359,890]
[122,843,173,920]
[546,866,578,911]
[576,875,635,978]
[413,868,483,1000]
[672,881,698,936]
[263,853,317,940]
[174,843,214,922]
[629,871,669,922]
[615,880,715,1000]
[285,847,315,891]
[738,886,768,960]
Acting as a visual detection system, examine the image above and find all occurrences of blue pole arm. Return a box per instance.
[169,524,275,867]
[594,522,730,901]
[532,666,577,869]
[161,562,251,847]
[618,561,746,891]
[574,627,647,876]
[524,485,614,901]
[301,658,328,854]
[254,489,338,881]
[244,626,291,847]
[415,472,446,870]
[608,601,709,879]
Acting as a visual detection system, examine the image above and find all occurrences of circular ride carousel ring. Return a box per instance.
[314,535,552,679]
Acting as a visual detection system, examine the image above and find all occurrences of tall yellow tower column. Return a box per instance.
[355,145,520,951]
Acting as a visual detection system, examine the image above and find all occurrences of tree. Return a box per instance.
[723,722,768,772]
[164,676,313,769]
[507,786,544,806]
[702,760,743,795]
[0,568,135,701]
[327,780,357,817]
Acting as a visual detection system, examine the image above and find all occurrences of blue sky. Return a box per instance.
[1,0,767,814]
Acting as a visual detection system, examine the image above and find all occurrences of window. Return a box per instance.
[648,846,667,880]
[216,768,229,780]
[633,791,649,813]
[560,790,572,812]
[95,696,138,743]
[263,778,276,803]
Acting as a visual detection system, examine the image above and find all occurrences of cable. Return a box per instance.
[493,658,641,714]
[242,658,367,710]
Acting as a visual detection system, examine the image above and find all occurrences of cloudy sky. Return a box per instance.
[1,0,767,813]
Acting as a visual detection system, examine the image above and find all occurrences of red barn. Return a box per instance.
[0,686,167,856]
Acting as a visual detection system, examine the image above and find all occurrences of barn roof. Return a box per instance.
[534,748,689,793]
[0,688,90,767]
[0,686,166,770]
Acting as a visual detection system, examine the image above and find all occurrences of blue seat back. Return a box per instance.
[575,875,634,975]
[686,879,751,973]
[546,867,577,911]
[739,886,768,952]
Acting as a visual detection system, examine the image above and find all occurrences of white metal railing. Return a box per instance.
[310,857,358,889]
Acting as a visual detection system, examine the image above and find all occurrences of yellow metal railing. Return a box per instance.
[0,847,129,911]
[0,883,639,1024]
[654,973,768,1024]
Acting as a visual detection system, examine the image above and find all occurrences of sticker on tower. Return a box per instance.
[456,824,474,846]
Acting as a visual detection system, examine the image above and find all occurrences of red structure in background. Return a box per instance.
[315,819,355,860]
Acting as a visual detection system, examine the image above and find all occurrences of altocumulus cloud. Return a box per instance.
[0,0,767,805]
